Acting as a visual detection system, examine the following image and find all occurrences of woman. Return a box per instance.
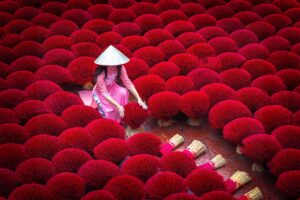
[88,45,147,122]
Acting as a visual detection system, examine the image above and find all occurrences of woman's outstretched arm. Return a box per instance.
[120,66,148,109]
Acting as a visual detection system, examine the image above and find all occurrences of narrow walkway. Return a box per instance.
[143,117,289,200]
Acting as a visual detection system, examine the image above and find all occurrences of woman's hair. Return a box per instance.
[93,65,122,84]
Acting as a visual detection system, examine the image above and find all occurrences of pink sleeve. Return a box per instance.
[120,66,134,89]
[96,73,109,95]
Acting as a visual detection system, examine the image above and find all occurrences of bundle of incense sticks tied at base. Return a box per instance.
[125,125,145,138]
[225,171,252,193]
[237,187,263,200]
[158,119,174,127]
[182,140,206,159]
[197,154,226,170]
[160,134,184,155]
[187,118,202,127]
[252,162,264,172]
[83,81,94,90]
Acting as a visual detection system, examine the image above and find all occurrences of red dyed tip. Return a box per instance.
[236,196,249,200]
[225,179,238,194]
[182,149,195,159]
[198,162,214,170]
[160,143,174,155]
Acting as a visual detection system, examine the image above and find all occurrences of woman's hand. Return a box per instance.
[116,105,125,118]
[138,99,148,110]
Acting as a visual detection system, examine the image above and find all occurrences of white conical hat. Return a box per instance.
[94,45,129,66]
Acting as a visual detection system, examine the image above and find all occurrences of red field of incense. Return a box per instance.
[0,0,300,199]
